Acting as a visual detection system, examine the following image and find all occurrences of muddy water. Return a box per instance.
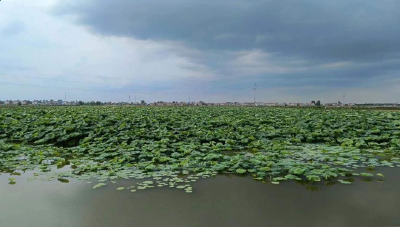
[1,168,400,227]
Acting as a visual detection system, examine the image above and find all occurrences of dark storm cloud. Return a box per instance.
[52,0,400,96]
[54,0,400,62]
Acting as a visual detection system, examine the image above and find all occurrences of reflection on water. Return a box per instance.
[1,168,400,227]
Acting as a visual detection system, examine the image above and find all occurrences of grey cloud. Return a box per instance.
[53,0,400,62]
[51,0,400,101]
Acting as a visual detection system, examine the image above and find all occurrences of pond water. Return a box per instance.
[1,168,400,227]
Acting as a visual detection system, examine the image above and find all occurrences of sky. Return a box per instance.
[1,0,400,103]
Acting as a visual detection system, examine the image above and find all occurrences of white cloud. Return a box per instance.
[227,49,308,75]
[0,0,216,101]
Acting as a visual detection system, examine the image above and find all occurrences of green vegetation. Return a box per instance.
[1,106,400,191]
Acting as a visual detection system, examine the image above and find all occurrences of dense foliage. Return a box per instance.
[1,106,400,190]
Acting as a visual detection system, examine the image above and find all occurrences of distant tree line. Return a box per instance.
[311,100,321,106]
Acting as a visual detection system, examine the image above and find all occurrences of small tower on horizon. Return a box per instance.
[252,83,258,104]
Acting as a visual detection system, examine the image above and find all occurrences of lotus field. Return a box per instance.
[1,106,400,191]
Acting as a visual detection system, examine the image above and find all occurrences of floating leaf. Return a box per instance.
[273,177,286,182]
[236,169,246,174]
[338,180,352,185]
[289,167,306,175]
[306,175,321,182]
[93,183,107,189]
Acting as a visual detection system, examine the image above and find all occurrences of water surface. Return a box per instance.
[1,168,400,227]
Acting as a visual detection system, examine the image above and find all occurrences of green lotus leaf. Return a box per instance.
[236,169,246,174]
[306,175,321,182]
[289,167,306,175]
[338,180,352,184]
[93,183,107,189]
[360,173,374,177]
